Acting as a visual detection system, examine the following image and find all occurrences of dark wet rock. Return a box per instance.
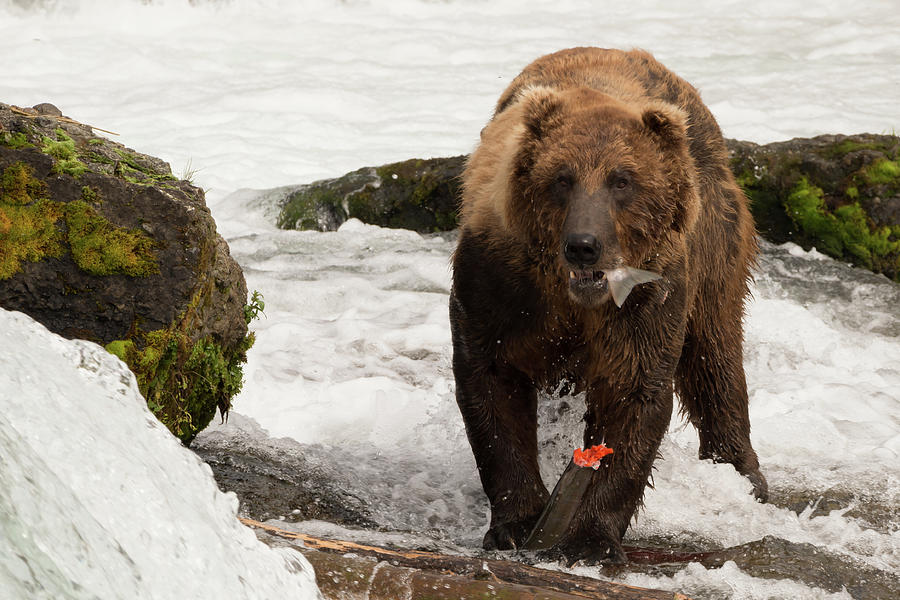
[196,446,376,528]
[623,535,899,599]
[277,135,900,282]
[32,102,63,117]
[276,155,465,234]
[712,536,899,599]
[0,101,252,444]
[754,238,900,337]
[196,413,900,598]
[192,418,375,528]
[770,484,900,536]
[728,134,900,281]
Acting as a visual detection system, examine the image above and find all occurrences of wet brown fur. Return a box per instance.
[450,48,766,561]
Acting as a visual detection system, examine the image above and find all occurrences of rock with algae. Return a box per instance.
[728,133,900,281]
[277,135,900,282]
[0,101,251,444]
[276,155,465,233]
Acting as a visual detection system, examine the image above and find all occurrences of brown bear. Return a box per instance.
[450,47,767,563]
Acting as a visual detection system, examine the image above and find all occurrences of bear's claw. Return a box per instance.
[483,519,535,551]
[536,538,628,566]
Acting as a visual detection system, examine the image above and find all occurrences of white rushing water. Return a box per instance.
[0,308,323,599]
[1,1,899,598]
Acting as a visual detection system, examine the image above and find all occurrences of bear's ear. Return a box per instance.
[641,101,688,147]
[518,86,562,140]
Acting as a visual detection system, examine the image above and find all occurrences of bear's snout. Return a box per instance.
[563,232,616,305]
[564,233,601,266]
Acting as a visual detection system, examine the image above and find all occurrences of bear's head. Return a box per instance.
[506,86,700,307]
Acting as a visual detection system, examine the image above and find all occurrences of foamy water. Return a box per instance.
[2,1,899,598]
[0,308,322,599]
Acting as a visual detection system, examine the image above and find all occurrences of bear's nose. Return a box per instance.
[564,233,601,266]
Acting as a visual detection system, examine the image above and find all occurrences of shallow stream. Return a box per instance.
[194,236,900,600]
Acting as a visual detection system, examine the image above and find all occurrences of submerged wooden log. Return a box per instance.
[305,550,611,600]
[240,518,692,600]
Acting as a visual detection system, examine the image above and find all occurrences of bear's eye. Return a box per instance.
[550,171,575,203]
[611,173,632,190]
[554,171,574,190]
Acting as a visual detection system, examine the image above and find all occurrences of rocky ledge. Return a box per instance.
[0,102,254,444]
[278,134,900,282]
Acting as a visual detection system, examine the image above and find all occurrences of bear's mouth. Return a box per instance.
[568,268,609,295]
[567,265,663,307]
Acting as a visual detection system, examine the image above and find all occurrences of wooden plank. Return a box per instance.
[240,517,692,600]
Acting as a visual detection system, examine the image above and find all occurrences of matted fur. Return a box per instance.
[450,47,765,562]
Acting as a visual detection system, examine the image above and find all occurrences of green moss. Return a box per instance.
[374,160,460,231]
[1,161,47,205]
[734,169,757,191]
[114,148,176,184]
[84,151,115,166]
[113,148,147,171]
[344,188,378,222]
[277,157,463,233]
[375,162,436,205]
[845,185,859,200]
[104,339,134,362]
[80,186,101,204]
[1,131,34,149]
[0,162,65,279]
[41,128,88,177]
[104,291,259,444]
[64,199,158,277]
[108,328,192,437]
[785,177,900,277]
[862,158,900,186]
[784,178,842,255]
[822,139,884,158]
[0,200,65,279]
[55,158,88,177]
[42,128,77,160]
[734,166,795,244]
[0,164,160,279]
[182,335,250,432]
[277,185,346,230]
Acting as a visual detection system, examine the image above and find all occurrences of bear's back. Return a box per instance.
[493,48,728,177]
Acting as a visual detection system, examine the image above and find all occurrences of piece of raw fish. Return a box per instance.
[603,267,662,307]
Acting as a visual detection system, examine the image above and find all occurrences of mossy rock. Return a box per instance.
[0,101,252,444]
[277,156,466,233]
[276,135,900,281]
[104,297,257,444]
[728,133,900,281]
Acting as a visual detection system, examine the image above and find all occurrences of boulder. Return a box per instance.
[277,136,900,282]
[0,102,253,444]
[277,156,465,233]
[728,134,900,281]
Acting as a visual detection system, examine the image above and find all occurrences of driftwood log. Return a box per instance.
[240,518,691,600]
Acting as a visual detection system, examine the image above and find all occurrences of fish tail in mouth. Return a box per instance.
[603,266,662,307]
[566,265,661,307]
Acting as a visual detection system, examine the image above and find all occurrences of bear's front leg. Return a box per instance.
[676,325,768,501]
[450,231,551,550]
[557,377,674,563]
[452,341,549,550]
